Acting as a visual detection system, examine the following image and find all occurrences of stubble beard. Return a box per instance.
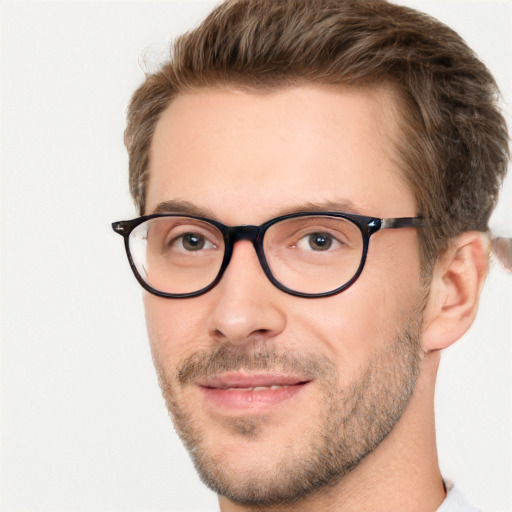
[153,303,425,507]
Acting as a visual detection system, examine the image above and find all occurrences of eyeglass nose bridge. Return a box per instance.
[217,224,273,283]
[227,224,261,243]
[224,223,266,260]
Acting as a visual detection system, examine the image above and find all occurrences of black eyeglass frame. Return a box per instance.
[112,211,428,299]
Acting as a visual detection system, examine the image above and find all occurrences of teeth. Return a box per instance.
[222,385,290,391]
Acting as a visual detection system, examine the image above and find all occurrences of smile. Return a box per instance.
[196,372,311,411]
[218,385,293,391]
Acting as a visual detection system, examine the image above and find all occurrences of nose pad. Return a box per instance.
[207,240,286,346]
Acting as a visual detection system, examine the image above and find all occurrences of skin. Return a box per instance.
[142,85,488,511]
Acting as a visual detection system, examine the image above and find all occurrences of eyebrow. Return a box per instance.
[151,200,218,218]
[150,198,373,221]
[278,199,371,216]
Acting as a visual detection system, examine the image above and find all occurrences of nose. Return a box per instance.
[207,240,287,346]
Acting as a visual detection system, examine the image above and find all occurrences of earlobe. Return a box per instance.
[422,232,490,352]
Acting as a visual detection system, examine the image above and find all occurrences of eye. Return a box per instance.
[296,232,341,251]
[173,232,216,252]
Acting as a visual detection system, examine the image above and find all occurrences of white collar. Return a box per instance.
[437,481,481,512]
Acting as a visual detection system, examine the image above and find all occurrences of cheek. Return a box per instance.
[143,294,211,365]
[292,247,420,374]
[293,288,390,376]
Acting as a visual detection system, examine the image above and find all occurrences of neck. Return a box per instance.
[219,350,445,512]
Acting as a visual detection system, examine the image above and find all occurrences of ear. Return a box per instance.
[422,231,489,352]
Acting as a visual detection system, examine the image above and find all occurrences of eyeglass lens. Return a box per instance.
[128,215,364,296]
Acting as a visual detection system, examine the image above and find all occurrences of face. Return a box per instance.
[144,85,426,506]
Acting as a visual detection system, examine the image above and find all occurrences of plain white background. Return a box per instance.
[0,1,511,511]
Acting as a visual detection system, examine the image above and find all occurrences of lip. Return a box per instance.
[197,372,311,412]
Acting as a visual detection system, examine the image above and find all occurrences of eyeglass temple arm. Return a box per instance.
[112,220,140,236]
[112,222,125,235]
[380,217,428,230]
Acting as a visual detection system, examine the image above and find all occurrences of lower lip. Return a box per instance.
[199,383,309,411]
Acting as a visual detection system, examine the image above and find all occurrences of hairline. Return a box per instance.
[143,78,415,213]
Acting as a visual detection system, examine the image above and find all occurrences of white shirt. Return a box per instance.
[437,482,481,512]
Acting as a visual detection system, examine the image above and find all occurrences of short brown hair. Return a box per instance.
[124,0,509,270]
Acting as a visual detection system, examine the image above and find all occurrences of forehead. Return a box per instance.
[147,85,415,222]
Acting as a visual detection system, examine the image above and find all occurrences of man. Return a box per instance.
[112,0,509,510]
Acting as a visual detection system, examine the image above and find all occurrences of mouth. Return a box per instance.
[196,372,312,411]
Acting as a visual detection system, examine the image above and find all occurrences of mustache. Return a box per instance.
[176,343,336,384]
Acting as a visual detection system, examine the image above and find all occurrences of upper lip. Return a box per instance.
[196,372,311,389]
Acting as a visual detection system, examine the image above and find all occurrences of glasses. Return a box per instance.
[112,211,428,298]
